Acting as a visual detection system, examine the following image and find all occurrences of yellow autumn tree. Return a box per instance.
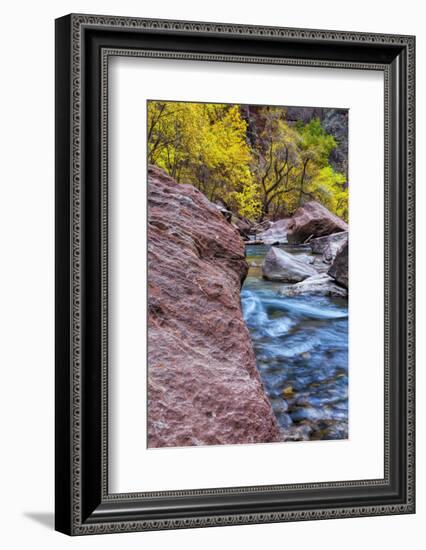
[147,101,261,217]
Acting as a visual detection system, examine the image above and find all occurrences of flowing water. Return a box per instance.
[242,244,348,441]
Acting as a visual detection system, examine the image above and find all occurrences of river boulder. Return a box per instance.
[252,220,271,233]
[310,230,348,255]
[328,240,349,288]
[258,218,291,244]
[287,201,348,243]
[262,246,317,282]
[310,231,349,263]
[279,273,348,298]
[232,214,253,239]
[147,165,282,448]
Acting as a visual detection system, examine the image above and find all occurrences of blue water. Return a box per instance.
[242,244,348,441]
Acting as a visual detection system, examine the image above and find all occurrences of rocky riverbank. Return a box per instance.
[241,203,349,441]
[257,202,348,298]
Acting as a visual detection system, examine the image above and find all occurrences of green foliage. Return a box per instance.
[297,118,336,164]
[147,101,347,222]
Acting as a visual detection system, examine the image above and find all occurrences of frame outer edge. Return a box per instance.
[55,14,73,536]
[61,13,415,535]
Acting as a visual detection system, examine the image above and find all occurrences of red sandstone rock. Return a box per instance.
[287,201,348,243]
[147,165,282,448]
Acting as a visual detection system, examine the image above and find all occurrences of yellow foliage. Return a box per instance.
[148,101,261,218]
[147,101,347,222]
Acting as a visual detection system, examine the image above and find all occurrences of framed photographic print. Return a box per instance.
[55,14,415,535]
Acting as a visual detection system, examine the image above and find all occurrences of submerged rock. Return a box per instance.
[147,165,282,448]
[287,201,348,244]
[275,412,293,428]
[282,424,313,442]
[290,407,325,422]
[321,422,348,440]
[279,273,348,298]
[262,246,317,282]
[328,241,349,289]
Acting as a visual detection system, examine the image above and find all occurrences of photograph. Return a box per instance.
[147,100,349,448]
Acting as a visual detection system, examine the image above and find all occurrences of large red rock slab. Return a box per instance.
[287,201,348,243]
[147,165,281,448]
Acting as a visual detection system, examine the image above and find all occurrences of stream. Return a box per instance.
[242,244,348,441]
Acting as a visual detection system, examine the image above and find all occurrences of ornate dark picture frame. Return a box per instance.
[55,13,415,536]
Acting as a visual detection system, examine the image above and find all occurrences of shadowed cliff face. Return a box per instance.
[147,165,282,448]
[244,105,349,185]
